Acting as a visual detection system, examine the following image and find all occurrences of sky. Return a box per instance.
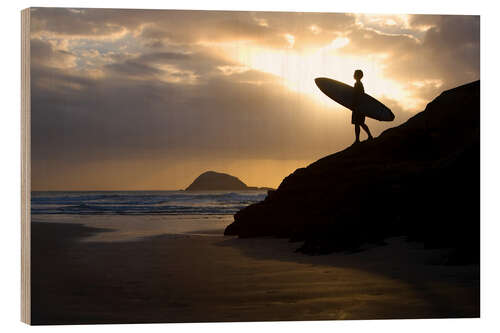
[30,8,480,190]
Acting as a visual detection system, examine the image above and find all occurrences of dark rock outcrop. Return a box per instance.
[185,171,273,191]
[225,81,479,263]
[186,171,248,191]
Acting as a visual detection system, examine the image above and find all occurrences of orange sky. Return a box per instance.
[30,8,479,190]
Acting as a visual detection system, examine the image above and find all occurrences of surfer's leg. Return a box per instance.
[361,124,373,140]
[355,124,361,143]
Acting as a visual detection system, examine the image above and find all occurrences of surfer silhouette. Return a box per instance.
[352,70,373,144]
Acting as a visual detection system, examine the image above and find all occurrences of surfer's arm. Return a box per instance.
[352,82,364,108]
[352,84,361,108]
[353,92,359,107]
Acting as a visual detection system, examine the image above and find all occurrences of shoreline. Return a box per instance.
[31,221,479,325]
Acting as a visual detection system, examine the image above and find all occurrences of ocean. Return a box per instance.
[31,190,267,241]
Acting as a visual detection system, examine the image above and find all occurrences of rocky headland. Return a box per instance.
[225,81,480,264]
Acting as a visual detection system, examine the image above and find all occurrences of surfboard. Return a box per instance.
[315,77,395,121]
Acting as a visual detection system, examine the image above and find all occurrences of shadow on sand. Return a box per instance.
[214,235,479,318]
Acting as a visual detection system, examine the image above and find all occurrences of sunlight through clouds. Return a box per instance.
[29,8,479,189]
[204,39,415,111]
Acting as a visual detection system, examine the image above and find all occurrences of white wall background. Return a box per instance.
[1,0,498,332]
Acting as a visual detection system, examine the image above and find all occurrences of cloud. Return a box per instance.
[31,8,130,40]
[337,14,479,105]
[29,8,480,189]
[31,38,78,69]
[31,8,355,50]
[106,59,162,77]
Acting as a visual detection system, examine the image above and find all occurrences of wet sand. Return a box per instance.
[31,222,479,325]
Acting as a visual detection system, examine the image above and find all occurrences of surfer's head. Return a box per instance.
[354,69,364,81]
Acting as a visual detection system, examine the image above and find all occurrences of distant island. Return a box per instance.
[185,171,273,191]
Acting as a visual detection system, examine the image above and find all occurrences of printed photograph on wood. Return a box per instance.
[25,8,479,325]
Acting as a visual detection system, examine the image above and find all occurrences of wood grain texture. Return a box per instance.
[21,7,31,325]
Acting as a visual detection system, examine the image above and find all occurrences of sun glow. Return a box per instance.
[204,40,417,111]
[330,37,350,50]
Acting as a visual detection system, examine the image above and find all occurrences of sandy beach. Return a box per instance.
[31,221,479,325]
